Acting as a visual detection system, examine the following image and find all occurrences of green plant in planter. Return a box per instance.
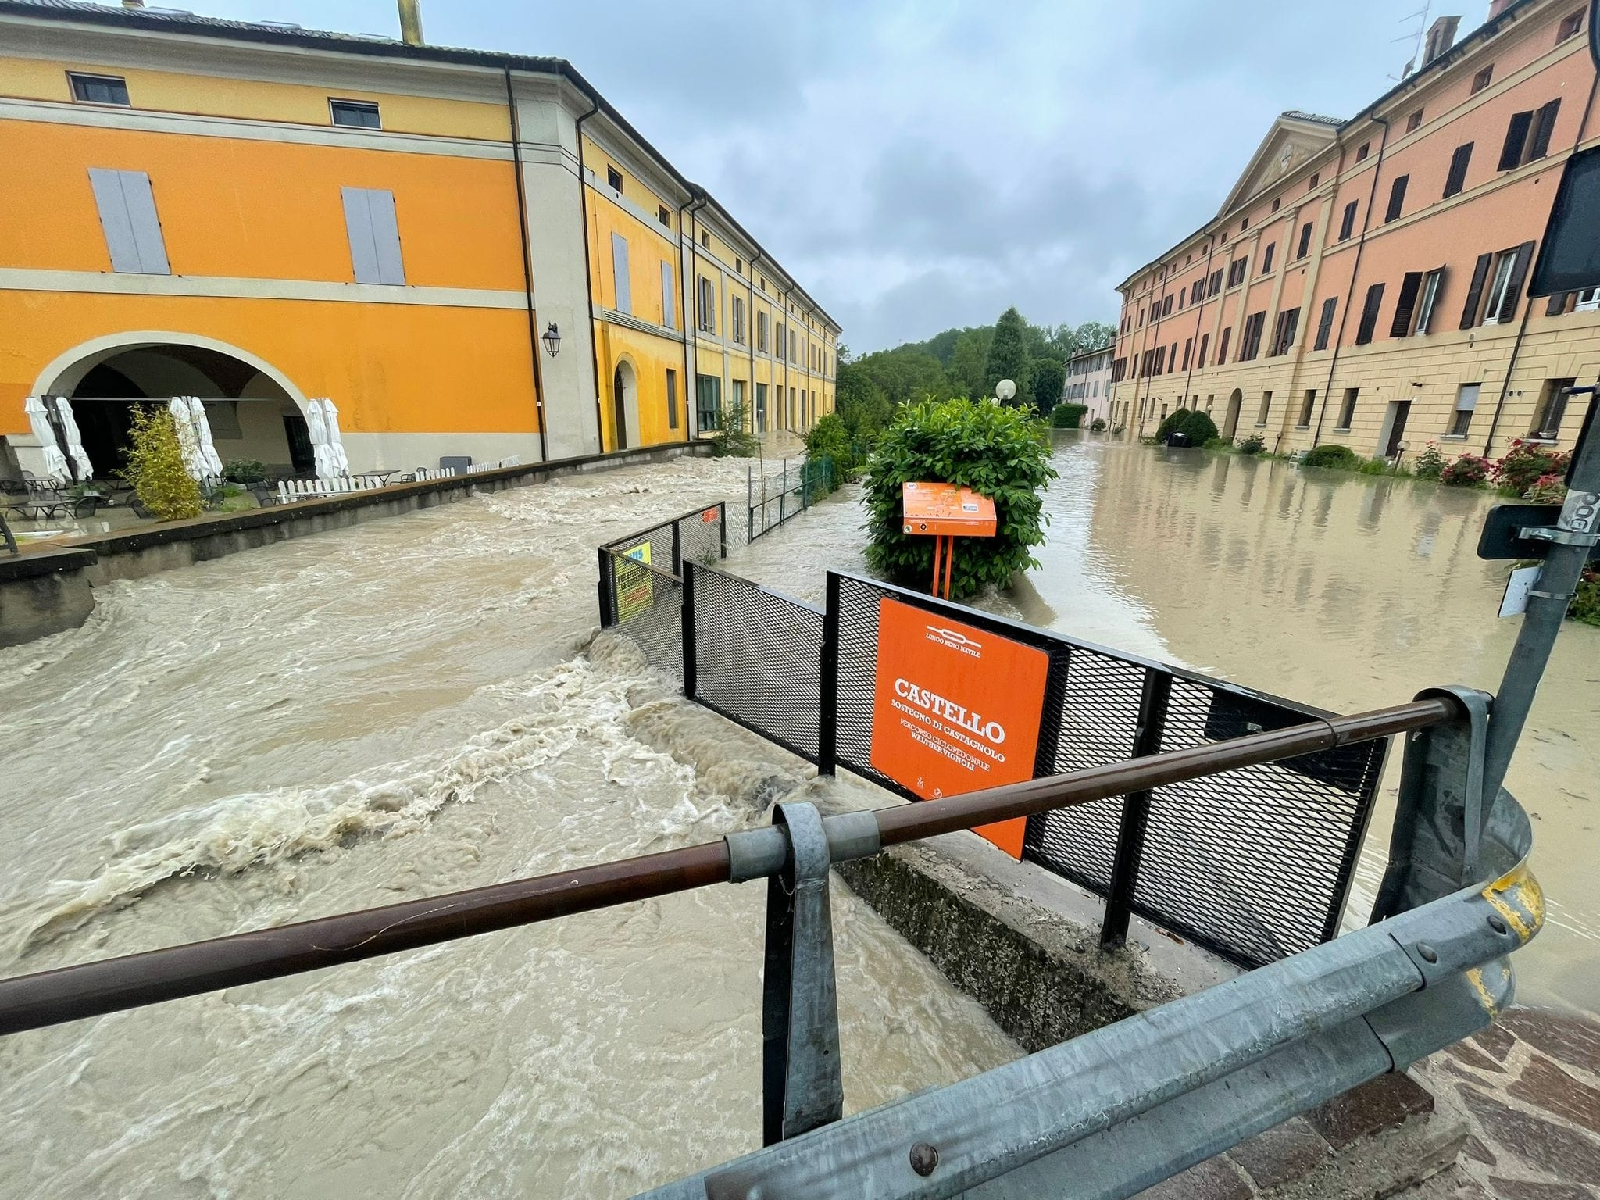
[864,397,1056,600]
[1237,433,1266,455]
[1303,444,1360,470]
[1414,442,1446,480]
[1440,453,1491,487]
[222,458,267,485]
[123,405,203,521]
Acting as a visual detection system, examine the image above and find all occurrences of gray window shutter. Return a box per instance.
[342,186,381,284]
[611,232,631,314]
[90,168,169,274]
[368,189,405,285]
[660,260,675,328]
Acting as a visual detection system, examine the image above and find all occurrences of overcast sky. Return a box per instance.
[193,0,1489,351]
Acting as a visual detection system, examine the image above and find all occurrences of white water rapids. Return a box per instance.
[0,456,1015,1198]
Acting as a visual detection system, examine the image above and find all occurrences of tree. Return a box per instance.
[836,361,893,442]
[1073,321,1117,353]
[948,327,993,399]
[124,405,203,521]
[1030,356,1065,411]
[984,307,1031,401]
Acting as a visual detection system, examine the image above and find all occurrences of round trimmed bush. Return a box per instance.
[1153,408,1218,446]
[864,397,1057,600]
[1302,444,1359,470]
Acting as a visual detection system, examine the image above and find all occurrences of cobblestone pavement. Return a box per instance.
[1414,1006,1600,1199]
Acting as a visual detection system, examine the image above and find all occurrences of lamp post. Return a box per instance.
[994,379,1017,406]
[541,322,561,357]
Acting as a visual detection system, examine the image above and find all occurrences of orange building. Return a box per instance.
[1110,0,1598,462]
[0,0,838,482]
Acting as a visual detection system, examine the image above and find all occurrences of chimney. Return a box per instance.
[398,0,423,46]
[1488,0,1515,18]
[121,0,144,8]
[1423,15,1461,64]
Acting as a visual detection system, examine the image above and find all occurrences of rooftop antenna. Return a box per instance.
[1388,1,1431,81]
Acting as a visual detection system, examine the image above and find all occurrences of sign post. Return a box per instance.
[900,481,997,599]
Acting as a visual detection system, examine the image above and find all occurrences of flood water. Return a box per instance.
[0,456,1015,1199]
[728,435,1599,1014]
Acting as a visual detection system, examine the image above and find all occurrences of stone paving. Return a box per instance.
[1414,1006,1600,1199]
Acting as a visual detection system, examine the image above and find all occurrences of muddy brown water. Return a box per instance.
[0,456,1015,1199]
[729,434,1598,1015]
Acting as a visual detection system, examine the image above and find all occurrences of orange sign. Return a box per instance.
[901,482,998,537]
[868,597,1049,858]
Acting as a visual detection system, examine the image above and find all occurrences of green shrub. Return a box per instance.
[1357,457,1393,475]
[1414,442,1446,480]
[1440,453,1491,487]
[1050,402,1089,428]
[710,401,759,457]
[1303,444,1360,470]
[1153,408,1218,445]
[222,458,266,485]
[1527,473,1568,503]
[124,405,203,521]
[1237,433,1266,455]
[1494,439,1571,496]
[1089,417,1108,433]
[1571,568,1600,626]
[805,412,855,477]
[864,397,1056,600]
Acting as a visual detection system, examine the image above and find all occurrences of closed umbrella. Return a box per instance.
[303,399,334,479]
[51,398,94,481]
[24,396,71,484]
[167,397,207,483]
[187,397,225,482]
[318,399,350,475]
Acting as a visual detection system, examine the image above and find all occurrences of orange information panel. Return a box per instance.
[901,482,997,537]
[868,597,1048,858]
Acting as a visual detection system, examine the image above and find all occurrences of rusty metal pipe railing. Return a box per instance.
[0,696,1457,1039]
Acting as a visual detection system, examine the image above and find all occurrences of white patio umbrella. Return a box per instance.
[50,397,94,481]
[317,399,350,475]
[187,397,225,482]
[167,397,207,483]
[23,396,71,484]
[303,399,335,479]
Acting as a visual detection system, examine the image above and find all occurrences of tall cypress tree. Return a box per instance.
[983,307,1031,403]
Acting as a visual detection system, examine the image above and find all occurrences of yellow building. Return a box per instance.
[0,0,838,481]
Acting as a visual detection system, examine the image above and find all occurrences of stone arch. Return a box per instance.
[611,356,639,451]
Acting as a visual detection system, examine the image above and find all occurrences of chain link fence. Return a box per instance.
[748,457,836,542]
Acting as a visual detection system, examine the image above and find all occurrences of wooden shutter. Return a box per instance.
[1546,291,1571,316]
[1297,222,1312,259]
[661,261,675,328]
[1385,175,1409,222]
[1218,327,1231,365]
[91,168,170,274]
[1390,271,1424,337]
[341,186,382,284]
[1355,283,1385,345]
[1198,333,1209,368]
[1459,252,1492,327]
[1444,143,1473,197]
[611,233,632,314]
[1314,296,1337,350]
[1528,100,1561,160]
[1339,201,1358,240]
[1498,111,1533,170]
[1493,241,1535,323]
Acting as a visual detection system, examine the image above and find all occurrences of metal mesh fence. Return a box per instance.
[830,571,1386,969]
[748,457,835,542]
[598,548,684,685]
[689,564,824,762]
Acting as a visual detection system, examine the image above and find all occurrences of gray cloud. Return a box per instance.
[198,0,1478,350]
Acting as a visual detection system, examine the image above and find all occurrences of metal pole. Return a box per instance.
[747,463,754,546]
[681,559,699,700]
[1481,396,1600,801]
[817,572,841,776]
[596,547,614,627]
[671,518,682,578]
[1101,669,1173,950]
[719,500,727,559]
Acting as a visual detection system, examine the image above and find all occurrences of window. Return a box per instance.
[1313,297,1338,350]
[1162,294,1174,317]
[1390,271,1424,337]
[1481,242,1534,325]
[1531,378,1575,438]
[1472,65,1494,95]
[1529,100,1561,161]
[1197,332,1210,369]
[1356,141,1371,161]
[1444,143,1473,198]
[1354,282,1385,345]
[729,295,746,345]
[1415,267,1445,334]
[754,382,768,431]
[1449,383,1480,436]
[1309,172,1321,189]
[658,204,671,228]
[330,99,380,129]
[735,257,744,275]
[660,260,676,328]
[1208,269,1223,297]
[776,321,786,359]
[604,165,624,192]
[666,369,679,430]
[1241,217,1249,230]
[69,72,129,106]
[1298,390,1317,427]
[1239,311,1267,361]
[1336,388,1359,430]
[1227,256,1248,288]
[1499,111,1532,170]
[1271,197,1281,212]
[1339,201,1358,241]
[1261,243,1276,274]
[1182,338,1192,370]
[1178,286,1187,308]
[1384,174,1409,222]
[1558,9,1585,43]
[1496,103,1559,171]
[696,374,722,432]
[700,231,710,249]
[697,275,717,333]
[1258,392,1273,424]
[1154,346,1166,375]
[88,168,170,275]
[1296,222,1313,260]
[1405,109,1424,134]
[1577,287,1600,311]
[340,186,404,285]
[1269,307,1300,355]
[757,310,770,352]
[1217,326,1231,365]
[610,233,631,314]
